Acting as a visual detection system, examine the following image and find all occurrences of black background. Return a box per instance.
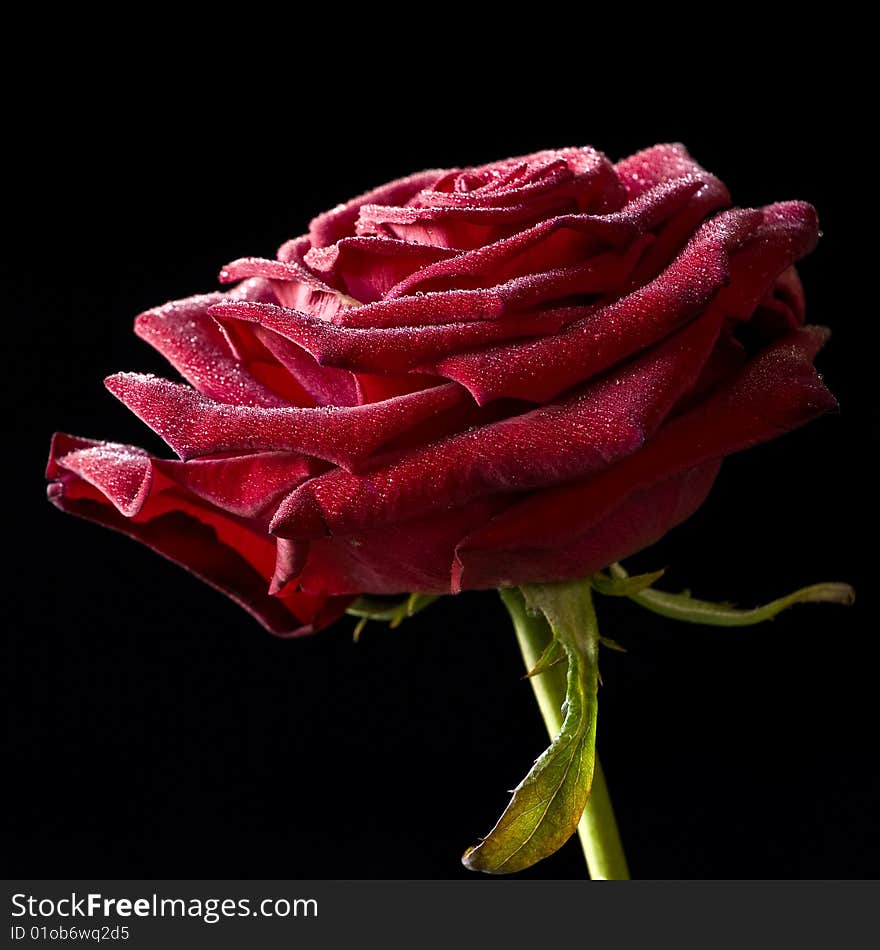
[6,38,876,880]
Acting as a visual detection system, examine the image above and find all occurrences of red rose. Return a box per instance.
[47,144,836,636]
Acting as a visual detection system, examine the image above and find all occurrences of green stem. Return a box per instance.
[578,759,628,880]
[501,588,630,880]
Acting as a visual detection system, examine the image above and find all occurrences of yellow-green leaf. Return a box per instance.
[462,581,599,874]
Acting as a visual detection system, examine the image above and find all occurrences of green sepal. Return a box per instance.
[346,596,408,622]
[609,562,855,626]
[524,637,566,679]
[592,568,665,597]
[351,616,369,642]
[462,580,599,874]
[346,593,439,640]
[398,593,439,626]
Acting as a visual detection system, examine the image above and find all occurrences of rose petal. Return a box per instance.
[47,434,351,636]
[134,293,289,408]
[420,149,617,209]
[308,168,448,247]
[430,203,817,404]
[287,497,513,596]
[615,142,727,199]
[304,236,458,301]
[48,437,153,517]
[328,288,505,328]
[220,255,335,293]
[352,371,445,405]
[356,147,624,250]
[752,266,806,336]
[384,174,710,299]
[713,202,818,321]
[270,309,725,540]
[154,453,328,520]
[104,372,467,468]
[250,326,361,407]
[210,299,569,373]
[454,325,836,572]
[328,242,646,330]
[219,253,358,321]
[615,143,731,286]
[453,461,723,590]
[50,437,324,525]
[270,537,310,595]
[208,317,318,407]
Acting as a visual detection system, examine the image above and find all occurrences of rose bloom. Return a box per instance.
[47,144,835,636]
